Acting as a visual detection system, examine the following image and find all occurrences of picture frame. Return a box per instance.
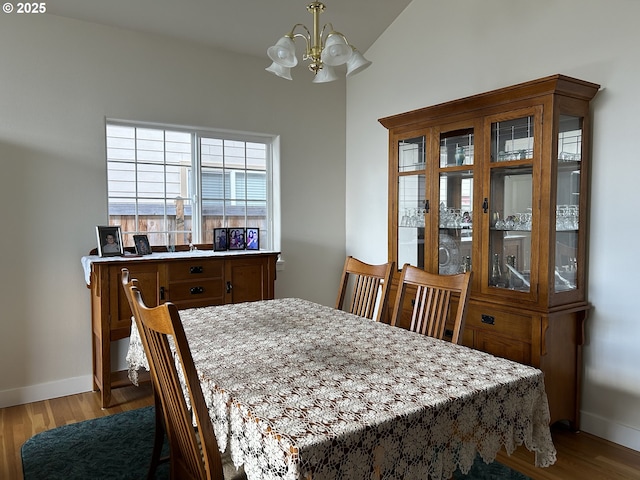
[213,228,228,251]
[133,234,152,255]
[246,228,259,250]
[96,225,124,257]
[228,228,246,250]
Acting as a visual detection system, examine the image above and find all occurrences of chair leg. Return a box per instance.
[147,387,167,479]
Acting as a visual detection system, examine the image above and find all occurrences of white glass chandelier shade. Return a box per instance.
[267,36,298,68]
[312,65,338,83]
[265,61,293,80]
[345,48,372,76]
[320,34,352,66]
[265,2,371,83]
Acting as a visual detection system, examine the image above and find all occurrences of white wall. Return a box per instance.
[346,0,640,450]
[0,14,347,406]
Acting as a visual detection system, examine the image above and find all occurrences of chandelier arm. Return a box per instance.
[320,22,334,42]
[285,24,311,58]
[287,23,311,38]
[291,32,312,58]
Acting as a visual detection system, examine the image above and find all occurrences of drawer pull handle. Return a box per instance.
[481,314,495,325]
[190,286,204,295]
[190,266,204,274]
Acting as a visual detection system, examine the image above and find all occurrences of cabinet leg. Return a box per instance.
[101,384,111,409]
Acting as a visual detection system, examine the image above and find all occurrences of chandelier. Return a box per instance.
[265,2,372,83]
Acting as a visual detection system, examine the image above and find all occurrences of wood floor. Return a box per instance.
[2,384,640,480]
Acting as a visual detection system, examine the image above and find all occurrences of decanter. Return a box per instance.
[490,253,503,287]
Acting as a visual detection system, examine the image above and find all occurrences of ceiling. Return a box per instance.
[47,0,412,60]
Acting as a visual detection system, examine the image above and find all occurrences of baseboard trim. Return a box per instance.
[581,410,640,452]
[0,375,93,408]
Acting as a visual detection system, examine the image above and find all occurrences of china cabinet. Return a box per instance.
[83,249,279,408]
[379,74,599,428]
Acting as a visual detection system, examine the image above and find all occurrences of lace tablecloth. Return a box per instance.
[127,298,556,480]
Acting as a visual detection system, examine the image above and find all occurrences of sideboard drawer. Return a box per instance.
[166,278,225,304]
[166,259,224,282]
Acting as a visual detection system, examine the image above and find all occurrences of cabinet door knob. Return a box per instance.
[482,197,489,213]
[160,286,165,301]
[226,281,232,294]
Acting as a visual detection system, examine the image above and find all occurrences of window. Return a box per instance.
[106,121,277,250]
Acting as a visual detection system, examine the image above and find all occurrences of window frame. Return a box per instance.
[105,118,279,251]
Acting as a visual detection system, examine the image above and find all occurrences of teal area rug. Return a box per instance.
[21,406,168,480]
[22,406,530,479]
[453,456,531,479]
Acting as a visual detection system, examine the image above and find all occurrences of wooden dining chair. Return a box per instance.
[121,269,167,480]
[390,264,472,344]
[124,273,246,480]
[335,256,395,322]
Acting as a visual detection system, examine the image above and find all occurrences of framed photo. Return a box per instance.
[96,225,124,257]
[228,228,246,250]
[133,234,152,255]
[246,228,259,250]
[213,228,228,251]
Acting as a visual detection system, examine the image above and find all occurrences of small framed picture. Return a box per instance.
[96,225,124,257]
[133,234,152,255]
[213,228,228,251]
[228,228,246,250]
[246,228,259,250]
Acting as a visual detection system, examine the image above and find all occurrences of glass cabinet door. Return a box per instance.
[437,128,474,275]
[554,115,583,292]
[487,113,539,293]
[397,135,426,268]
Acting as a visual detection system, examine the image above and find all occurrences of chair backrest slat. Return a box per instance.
[351,275,381,319]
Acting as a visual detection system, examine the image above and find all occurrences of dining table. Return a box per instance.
[126,297,557,480]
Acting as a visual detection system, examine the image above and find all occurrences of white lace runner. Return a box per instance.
[127,298,556,480]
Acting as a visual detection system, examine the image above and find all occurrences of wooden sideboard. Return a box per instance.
[83,250,279,408]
